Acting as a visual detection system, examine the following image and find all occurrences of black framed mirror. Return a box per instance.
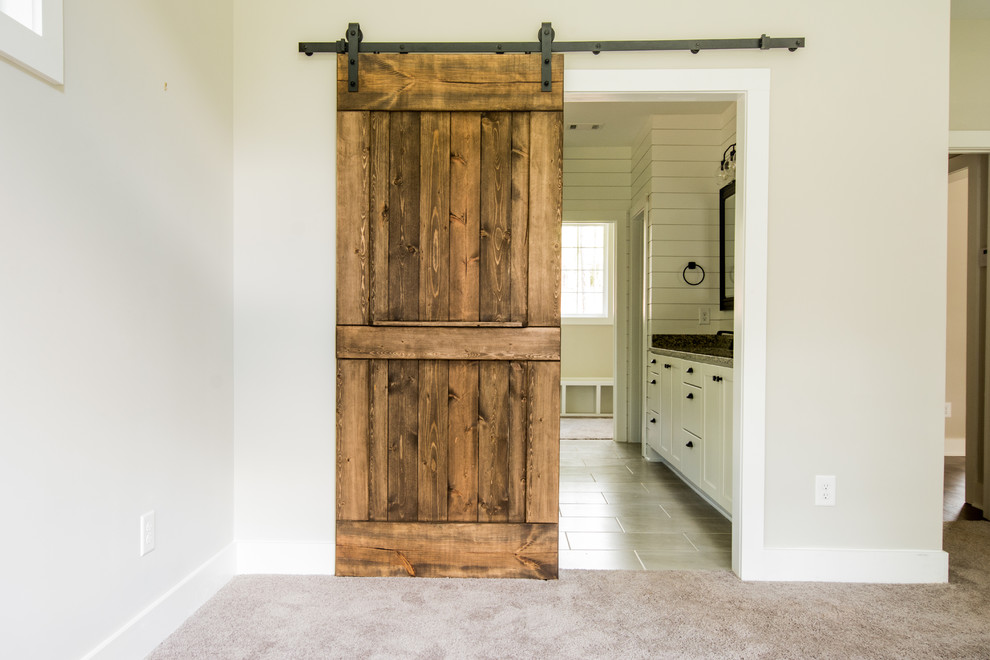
[719,181,735,311]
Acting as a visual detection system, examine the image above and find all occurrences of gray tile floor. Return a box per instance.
[559,437,731,571]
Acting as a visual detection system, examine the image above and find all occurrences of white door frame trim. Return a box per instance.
[564,68,771,579]
[950,130,990,154]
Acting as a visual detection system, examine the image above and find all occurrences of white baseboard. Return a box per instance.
[741,547,949,584]
[236,540,334,574]
[82,543,235,660]
[944,436,965,456]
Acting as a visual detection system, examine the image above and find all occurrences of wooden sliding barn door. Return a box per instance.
[335,53,563,579]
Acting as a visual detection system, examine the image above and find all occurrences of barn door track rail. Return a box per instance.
[300,22,805,93]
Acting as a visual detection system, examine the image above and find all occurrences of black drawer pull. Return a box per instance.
[664,364,671,369]
[650,379,657,385]
[686,368,694,374]
[650,359,657,364]
[650,418,656,424]
[712,375,723,382]
[685,440,694,448]
[686,393,694,399]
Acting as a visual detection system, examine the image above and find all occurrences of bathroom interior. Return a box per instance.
[559,99,738,570]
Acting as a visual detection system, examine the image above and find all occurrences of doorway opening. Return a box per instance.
[560,219,617,442]
[946,153,990,523]
[558,93,741,571]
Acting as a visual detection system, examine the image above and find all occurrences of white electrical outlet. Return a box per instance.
[699,308,711,325]
[815,476,836,506]
[945,402,952,418]
[140,510,156,556]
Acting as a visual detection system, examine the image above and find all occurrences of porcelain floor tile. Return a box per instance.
[566,532,696,552]
[559,503,665,518]
[617,516,731,535]
[559,482,649,493]
[558,492,609,504]
[684,532,732,552]
[558,549,645,570]
[558,517,624,532]
[602,489,695,505]
[637,550,732,571]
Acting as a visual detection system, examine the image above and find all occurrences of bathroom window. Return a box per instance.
[0,0,63,84]
[561,222,612,323]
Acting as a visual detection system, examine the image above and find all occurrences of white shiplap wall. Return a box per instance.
[638,107,736,335]
[564,146,632,218]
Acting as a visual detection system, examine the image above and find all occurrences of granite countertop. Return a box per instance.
[650,334,733,368]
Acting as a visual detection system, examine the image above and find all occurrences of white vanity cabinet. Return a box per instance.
[645,356,679,463]
[646,351,733,518]
[700,364,733,513]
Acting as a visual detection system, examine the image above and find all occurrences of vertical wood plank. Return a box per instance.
[447,361,479,521]
[418,360,449,521]
[388,360,419,521]
[449,113,481,322]
[389,112,421,321]
[527,111,562,327]
[369,112,391,323]
[507,361,528,522]
[337,112,371,325]
[480,112,512,322]
[419,113,451,321]
[337,359,370,521]
[478,361,510,521]
[526,360,560,523]
[509,113,530,324]
[368,359,389,520]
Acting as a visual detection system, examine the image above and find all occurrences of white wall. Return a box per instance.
[0,2,234,658]
[642,108,735,335]
[232,3,336,560]
[232,0,949,571]
[561,325,614,379]
[950,19,990,130]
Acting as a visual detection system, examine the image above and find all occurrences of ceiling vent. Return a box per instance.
[567,123,604,131]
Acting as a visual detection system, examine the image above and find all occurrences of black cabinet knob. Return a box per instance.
[686,368,694,374]
[650,359,656,364]
[686,441,694,448]
[650,379,657,385]
[686,393,694,399]
[650,418,656,424]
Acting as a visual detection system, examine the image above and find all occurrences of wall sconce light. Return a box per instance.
[717,143,736,185]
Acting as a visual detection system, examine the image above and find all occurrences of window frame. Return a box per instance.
[0,0,62,85]
[560,220,614,325]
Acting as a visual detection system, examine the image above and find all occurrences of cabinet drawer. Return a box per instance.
[647,370,660,403]
[646,410,661,452]
[681,383,702,437]
[682,363,702,387]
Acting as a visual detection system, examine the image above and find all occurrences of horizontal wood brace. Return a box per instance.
[334,54,564,111]
[373,321,524,328]
[336,325,560,360]
[336,521,558,579]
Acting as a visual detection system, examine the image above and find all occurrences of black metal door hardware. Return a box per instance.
[301,22,806,92]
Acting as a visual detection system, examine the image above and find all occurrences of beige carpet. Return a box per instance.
[149,522,990,659]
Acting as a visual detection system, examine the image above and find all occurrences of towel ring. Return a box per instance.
[682,262,705,286]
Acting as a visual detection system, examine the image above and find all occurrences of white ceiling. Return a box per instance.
[563,101,733,148]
